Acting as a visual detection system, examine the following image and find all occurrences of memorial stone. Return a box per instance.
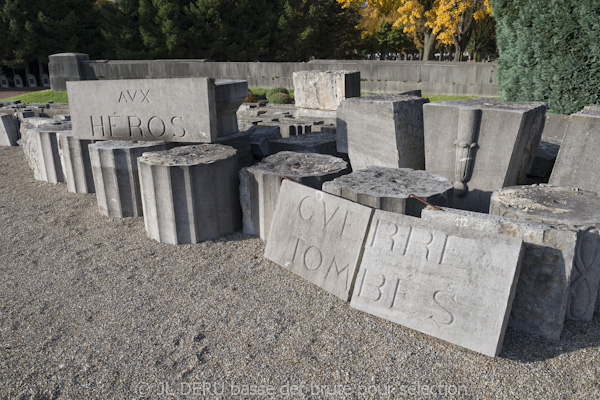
[265,180,374,300]
[421,207,577,340]
[20,122,71,183]
[0,74,9,88]
[269,132,337,156]
[351,209,524,357]
[549,105,600,194]
[89,140,167,218]
[57,132,96,193]
[26,74,37,87]
[490,184,600,320]
[138,145,240,244]
[424,99,547,212]
[239,151,348,240]
[68,78,247,142]
[0,114,18,146]
[323,167,453,217]
[13,74,23,88]
[338,95,428,170]
[41,74,50,87]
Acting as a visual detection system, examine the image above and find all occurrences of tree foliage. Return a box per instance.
[492,0,600,114]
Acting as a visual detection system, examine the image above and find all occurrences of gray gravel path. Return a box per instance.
[1,146,599,399]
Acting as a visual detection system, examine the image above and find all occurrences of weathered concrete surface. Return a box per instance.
[20,122,71,183]
[323,167,453,217]
[67,78,247,142]
[0,114,18,146]
[338,95,429,169]
[239,151,349,240]
[138,144,240,244]
[549,106,600,194]
[269,132,337,156]
[264,180,374,300]
[89,140,167,218]
[528,137,561,179]
[424,99,547,212]
[57,132,96,193]
[490,184,600,321]
[351,209,524,357]
[245,125,281,157]
[421,207,577,341]
[214,130,253,168]
[293,70,360,118]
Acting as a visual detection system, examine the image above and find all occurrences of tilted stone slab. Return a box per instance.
[239,151,348,240]
[0,114,18,146]
[550,105,600,193]
[20,122,71,183]
[338,95,428,169]
[138,144,240,244]
[323,167,453,217]
[57,132,96,193]
[424,99,547,212]
[421,207,576,341]
[265,180,374,300]
[350,210,524,357]
[68,78,247,142]
[490,184,600,320]
[89,140,167,218]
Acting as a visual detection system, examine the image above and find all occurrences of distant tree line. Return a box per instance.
[0,0,499,76]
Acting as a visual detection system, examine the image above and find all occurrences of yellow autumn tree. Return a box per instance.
[337,0,492,61]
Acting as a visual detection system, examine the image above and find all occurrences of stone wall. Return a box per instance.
[49,53,499,96]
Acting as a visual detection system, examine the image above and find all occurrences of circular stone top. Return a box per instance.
[323,167,452,198]
[490,184,600,227]
[90,140,167,149]
[249,151,347,177]
[139,144,237,166]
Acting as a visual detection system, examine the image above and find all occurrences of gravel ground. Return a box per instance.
[1,145,599,399]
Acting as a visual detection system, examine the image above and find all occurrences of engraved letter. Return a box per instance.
[171,117,186,138]
[299,196,315,221]
[453,108,481,197]
[117,92,127,103]
[303,246,323,271]
[127,90,137,102]
[107,115,120,137]
[369,217,400,252]
[140,89,150,103]
[128,116,143,137]
[148,116,166,137]
[322,203,339,232]
[357,268,386,301]
[428,291,455,325]
[391,278,417,315]
[325,257,350,290]
[90,116,104,137]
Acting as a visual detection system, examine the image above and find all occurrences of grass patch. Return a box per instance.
[250,88,294,100]
[3,89,68,103]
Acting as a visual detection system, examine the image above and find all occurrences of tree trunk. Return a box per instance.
[423,30,436,61]
[454,40,462,62]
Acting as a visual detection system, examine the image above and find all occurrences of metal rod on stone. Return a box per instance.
[408,194,443,211]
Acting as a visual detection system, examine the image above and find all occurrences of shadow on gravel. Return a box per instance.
[500,313,600,362]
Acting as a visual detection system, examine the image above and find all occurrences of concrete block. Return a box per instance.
[549,106,600,194]
[424,99,547,212]
[67,78,247,142]
[269,132,337,156]
[490,184,600,320]
[138,144,241,244]
[528,137,560,178]
[338,95,428,169]
[245,125,281,158]
[48,52,89,91]
[293,70,360,112]
[57,132,96,193]
[0,114,18,146]
[13,74,23,88]
[239,151,348,240]
[421,207,577,341]
[20,123,71,183]
[214,130,253,168]
[264,180,374,300]
[89,140,167,218]
[542,113,569,141]
[0,74,9,88]
[323,167,453,217]
[351,209,524,357]
[26,74,37,87]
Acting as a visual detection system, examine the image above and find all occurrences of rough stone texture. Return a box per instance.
[264,180,373,300]
[54,114,71,122]
[239,151,349,240]
[269,132,337,156]
[22,117,54,128]
[89,140,167,218]
[323,167,453,217]
[351,209,524,357]
[293,70,360,113]
[549,105,600,194]
[338,95,428,169]
[421,207,577,341]
[214,130,253,168]
[490,184,600,321]
[67,78,247,142]
[57,132,96,193]
[0,114,18,146]
[48,52,89,91]
[528,137,561,179]
[424,98,547,212]
[20,123,71,183]
[245,125,281,157]
[138,144,240,244]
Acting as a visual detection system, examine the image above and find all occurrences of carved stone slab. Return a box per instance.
[67,78,247,142]
[350,210,524,357]
[421,207,577,341]
[264,180,374,301]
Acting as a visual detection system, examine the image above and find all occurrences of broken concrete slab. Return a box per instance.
[0,114,18,146]
[264,180,374,300]
[323,167,453,217]
[245,125,281,158]
[57,132,96,193]
[20,122,71,183]
[293,70,360,118]
[351,209,524,357]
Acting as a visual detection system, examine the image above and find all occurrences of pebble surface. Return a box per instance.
[1,146,599,399]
